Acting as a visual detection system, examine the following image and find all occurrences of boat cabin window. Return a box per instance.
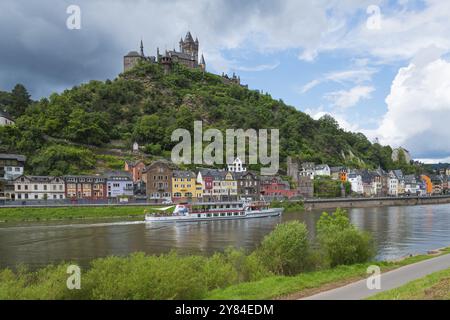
[207,214,211,217]
[213,213,219,217]
[197,214,201,218]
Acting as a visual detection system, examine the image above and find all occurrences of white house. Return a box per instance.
[389,170,404,196]
[315,164,331,177]
[105,171,134,198]
[0,154,26,180]
[404,175,418,195]
[227,157,246,173]
[0,110,14,126]
[300,162,315,180]
[347,173,363,194]
[388,172,399,196]
[13,175,65,200]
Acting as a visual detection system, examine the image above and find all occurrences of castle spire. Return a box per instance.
[200,54,206,71]
[185,31,194,43]
[140,39,144,57]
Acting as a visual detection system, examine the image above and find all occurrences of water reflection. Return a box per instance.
[1,204,450,268]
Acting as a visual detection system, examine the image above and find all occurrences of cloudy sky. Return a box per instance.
[1,0,450,162]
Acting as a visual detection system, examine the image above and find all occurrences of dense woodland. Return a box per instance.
[0,61,420,176]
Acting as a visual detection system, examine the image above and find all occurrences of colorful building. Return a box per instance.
[172,170,201,201]
[105,171,134,198]
[64,175,107,200]
[143,160,174,202]
[420,175,433,195]
[13,175,65,200]
[260,176,297,199]
[124,160,146,183]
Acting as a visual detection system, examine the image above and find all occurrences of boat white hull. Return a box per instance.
[145,208,283,223]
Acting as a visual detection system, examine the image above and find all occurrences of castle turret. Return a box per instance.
[124,50,142,72]
[140,40,145,57]
[199,54,206,71]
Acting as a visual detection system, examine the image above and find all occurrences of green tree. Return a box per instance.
[8,84,32,118]
[317,208,374,267]
[64,109,110,146]
[257,221,312,275]
[132,114,163,144]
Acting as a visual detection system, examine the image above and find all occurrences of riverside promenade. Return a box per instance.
[301,195,450,210]
[1,195,450,209]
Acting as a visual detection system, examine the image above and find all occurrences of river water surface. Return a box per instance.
[1,203,450,269]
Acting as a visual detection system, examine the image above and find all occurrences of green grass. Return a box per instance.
[205,263,372,299]
[368,267,450,300]
[205,249,450,300]
[0,206,149,222]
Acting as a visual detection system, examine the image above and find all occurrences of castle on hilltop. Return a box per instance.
[124,31,206,74]
[123,31,245,87]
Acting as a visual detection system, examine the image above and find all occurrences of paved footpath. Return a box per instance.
[301,253,450,300]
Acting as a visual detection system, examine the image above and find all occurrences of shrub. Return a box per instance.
[271,200,304,213]
[256,221,312,275]
[84,252,208,300]
[203,252,239,290]
[317,208,375,267]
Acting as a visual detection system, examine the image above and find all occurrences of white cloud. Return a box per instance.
[299,79,321,93]
[235,61,280,72]
[299,65,377,93]
[325,85,375,108]
[339,0,450,62]
[305,108,361,132]
[377,50,450,158]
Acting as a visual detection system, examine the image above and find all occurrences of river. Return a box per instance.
[1,203,450,269]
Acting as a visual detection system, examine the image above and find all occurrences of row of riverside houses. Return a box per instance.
[287,156,448,197]
[1,152,448,204]
[0,154,295,204]
[0,153,134,202]
[135,158,295,203]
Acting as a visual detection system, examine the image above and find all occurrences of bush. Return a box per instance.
[84,252,208,300]
[317,208,375,267]
[257,221,312,275]
[271,200,304,213]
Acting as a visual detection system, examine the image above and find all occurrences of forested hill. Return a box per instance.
[0,61,400,176]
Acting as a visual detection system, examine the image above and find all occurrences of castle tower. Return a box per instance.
[181,31,199,67]
[160,51,172,75]
[124,50,142,72]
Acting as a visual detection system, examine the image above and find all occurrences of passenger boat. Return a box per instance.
[144,201,283,223]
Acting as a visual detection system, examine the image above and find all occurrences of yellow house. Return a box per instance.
[172,170,201,201]
[221,172,238,200]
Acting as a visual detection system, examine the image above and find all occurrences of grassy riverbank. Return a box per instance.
[0,206,148,222]
[206,249,450,299]
[368,266,450,300]
[1,248,448,300]
[0,201,302,223]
